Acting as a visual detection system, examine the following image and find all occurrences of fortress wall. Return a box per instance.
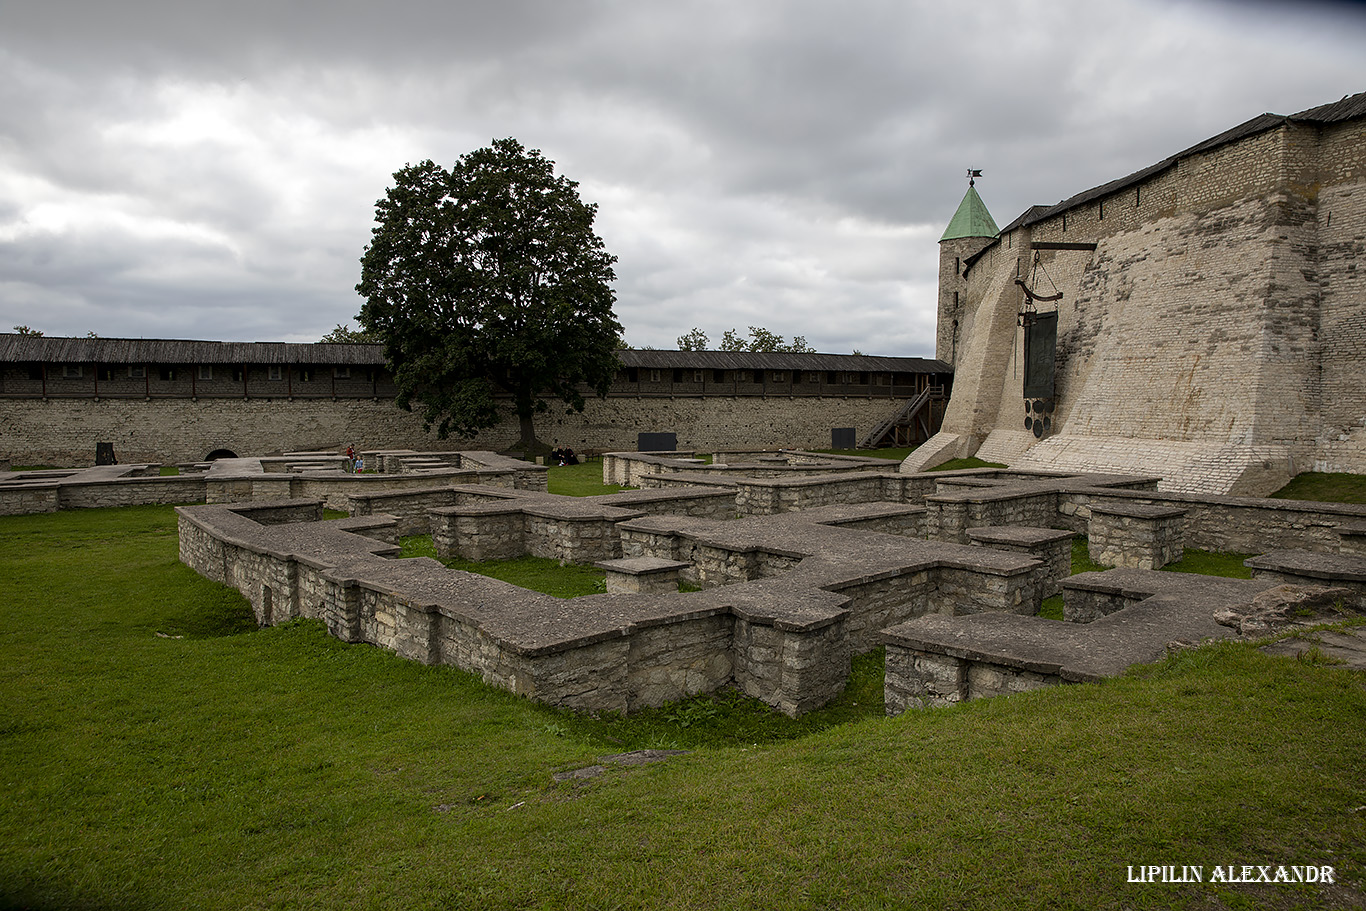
[937,245,1025,447]
[0,398,451,466]
[1172,126,1291,214]
[0,393,916,466]
[541,395,916,454]
[1314,120,1366,474]
[984,243,1095,450]
[934,120,1362,493]
[1056,196,1288,442]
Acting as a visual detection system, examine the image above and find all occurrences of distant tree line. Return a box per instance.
[675,327,815,353]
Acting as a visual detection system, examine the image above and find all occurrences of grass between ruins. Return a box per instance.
[1271,471,1366,505]
[1040,540,1255,619]
[547,458,624,496]
[399,534,610,598]
[3,506,1364,909]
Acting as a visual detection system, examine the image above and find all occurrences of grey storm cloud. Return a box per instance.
[2,0,1364,355]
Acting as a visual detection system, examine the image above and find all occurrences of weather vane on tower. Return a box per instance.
[967,168,982,187]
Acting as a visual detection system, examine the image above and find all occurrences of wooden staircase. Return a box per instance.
[859,387,946,449]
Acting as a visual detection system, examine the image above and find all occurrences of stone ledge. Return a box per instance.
[967,526,1074,547]
[1089,503,1188,520]
[595,556,693,574]
[1060,568,1272,622]
[883,580,1258,709]
[1247,549,1366,584]
[596,556,692,594]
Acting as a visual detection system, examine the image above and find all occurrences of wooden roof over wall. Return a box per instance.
[0,335,386,366]
[0,334,950,374]
[618,349,949,373]
[998,90,1366,234]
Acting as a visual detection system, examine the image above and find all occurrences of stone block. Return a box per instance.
[596,556,691,594]
[1088,504,1186,569]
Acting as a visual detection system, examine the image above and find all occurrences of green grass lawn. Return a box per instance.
[400,534,610,598]
[547,459,624,496]
[1041,538,1256,619]
[2,506,1363,909]
[1270,472,1366,505]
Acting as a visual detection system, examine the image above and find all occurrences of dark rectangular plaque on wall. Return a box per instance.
[1023,311,1058,399]
[831,427,856,449]
[637,432,677,452]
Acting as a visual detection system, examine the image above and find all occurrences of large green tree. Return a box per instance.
[356,138,623,450]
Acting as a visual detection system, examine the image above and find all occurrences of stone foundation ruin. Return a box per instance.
[162,449,1365,717]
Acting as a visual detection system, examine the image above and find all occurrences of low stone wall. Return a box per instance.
[1340,521,1366,556]
[176,500,856,716]
[1087,504,1186,569]
[1059,489,1366,555]
[924,487,1061,544]
[730,599,851,716]
[0,482,60,515]
[734,473,895,516]
[967,527,1074,597]
[171,462,1366,719]
[226,500,324,525]
[457,451,549,491]
[603,450,904,494]
[348,484,525,535]
[206,468,514,512]
[627,466,948,519]
[0,469,209,515]
[882,573,1278,711]
[616,505,1059,651]
[603,451,693,487]
[811,504,926,538]
[0,450,545,517]
[595,487,738,520]
[1246,550,1366,598]
[429,487,737,564]
[885,643,1063,710]
[1059,568,1262,624]
[431,504,528,561]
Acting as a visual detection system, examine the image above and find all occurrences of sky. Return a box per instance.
[1,0,1363,358]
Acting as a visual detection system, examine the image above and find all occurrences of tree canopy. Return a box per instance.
[319,323,377,344]
[675,326,815,353]
[356,138,622,449]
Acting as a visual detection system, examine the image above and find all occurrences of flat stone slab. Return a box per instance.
[887,568,1288,685]
[884,589,1241,683]
[1062,568,1271,602]
[1247,550,1366,583]
[967,526,1074,547]
[1261,628,1366,670]
[1090,503,1187,519]
[595,556,692,575]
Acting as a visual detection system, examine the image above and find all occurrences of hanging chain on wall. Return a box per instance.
[1016,252,1062,327]
[1018,252,1061,438]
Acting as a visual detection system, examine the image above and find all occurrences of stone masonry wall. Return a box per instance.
[1,392,925,467]
[916,116,1366,494]
[177,502,857,717]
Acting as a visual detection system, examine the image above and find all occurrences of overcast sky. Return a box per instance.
[2,0,1363,358]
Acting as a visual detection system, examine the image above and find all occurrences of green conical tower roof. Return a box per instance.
[940,185,999,241]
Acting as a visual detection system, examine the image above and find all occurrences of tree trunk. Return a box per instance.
[517,410,537,450]
[515,385,539,451]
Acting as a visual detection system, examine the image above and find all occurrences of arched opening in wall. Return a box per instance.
[206,448,239,461]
